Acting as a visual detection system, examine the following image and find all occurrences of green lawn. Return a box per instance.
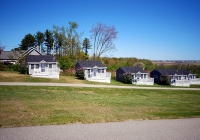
[0,86,200,127]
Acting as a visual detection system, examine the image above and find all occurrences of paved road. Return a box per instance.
[1,118,200,140]
[1,82,200,90]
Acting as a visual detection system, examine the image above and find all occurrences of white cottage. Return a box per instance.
[116,66,154,85]
[26,55,60,79]
[150,69,199,87]
[75,60,111,83]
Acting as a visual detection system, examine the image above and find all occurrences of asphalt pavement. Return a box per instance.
[1,118,200,140]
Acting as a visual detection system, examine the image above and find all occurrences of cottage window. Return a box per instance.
[98,69,101,73]
[36,64,39,69]
[31,64,34,69]
[144,74,146,78]
[102,69,104,73]
[49,64,52,68]
[136,73,141,78]
[87,69,90,73]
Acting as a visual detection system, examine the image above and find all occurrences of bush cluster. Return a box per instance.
[160,75,171,85]
[19,63,28,74]
[76,67,85,79]
[0,62,20,71]
[123,72,133,84]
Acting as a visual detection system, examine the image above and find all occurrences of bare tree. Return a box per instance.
[90,23,118,59]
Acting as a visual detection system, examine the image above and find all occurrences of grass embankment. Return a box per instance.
[0,86,200,127]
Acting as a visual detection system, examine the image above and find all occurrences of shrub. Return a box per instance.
[19,63,28,74]
[76,67,85,79]
[123,72,133,84]
[12,64,20,71]
[0,62,4,71]
[160,75,171,85]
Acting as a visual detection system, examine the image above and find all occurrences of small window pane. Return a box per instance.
[102,69,104,73]
[49,64,52,68]
[36,64,39,69]
[31,64,34,69]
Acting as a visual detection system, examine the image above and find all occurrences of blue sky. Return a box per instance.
[0,0,200,60]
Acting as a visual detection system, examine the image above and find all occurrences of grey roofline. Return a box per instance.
[82,66,107,68]
[27,62,57,63]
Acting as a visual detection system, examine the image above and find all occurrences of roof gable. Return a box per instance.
[76,60,105,68]
[119,66,145,73]
[26,55,57,63]
[21,47,42,57]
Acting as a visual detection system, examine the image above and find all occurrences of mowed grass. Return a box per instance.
[0,71,123,85]
[0,71,86,84]
[0,86,200,127]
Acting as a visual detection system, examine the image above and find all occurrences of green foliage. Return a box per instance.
[19,63,28,74]
[160,75,171,85]
[44,29,54,55]
[0,62,4,71]
[123,72,133,84]
[76,67,85,79]
[58,55,75,70]
[12,64,20,71]
[76,51,89,60]
[0,62,20,71]
[101,57,156,71]
[82,38,92,56]
[20,34,36,50]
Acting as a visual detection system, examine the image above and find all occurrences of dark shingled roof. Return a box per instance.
[155,69,190,75]
[119,66,145,73]
[77,60,105,67]
[26,55,57,62]
[0,51,20,60]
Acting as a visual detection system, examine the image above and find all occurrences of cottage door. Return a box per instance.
[41,63,45,72]
[93,68,97,77]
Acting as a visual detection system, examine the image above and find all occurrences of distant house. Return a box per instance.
[26,55,60,79]
[116,66,154,85]
[0,51,22,64]
[150,69,199,86]
[75,60,111,83]
[19,47,42,59]
[0,47,42,64]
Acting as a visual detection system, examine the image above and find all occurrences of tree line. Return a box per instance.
[101,57,200,78]
[15,22,117,60]
[13,22,118,70]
